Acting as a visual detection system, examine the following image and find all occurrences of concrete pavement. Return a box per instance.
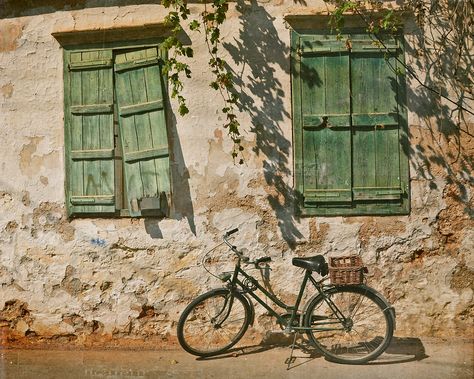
[0,337,472,379]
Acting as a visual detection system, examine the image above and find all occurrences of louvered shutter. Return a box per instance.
[299,36,352,206]
[350,35,405,201]
[66,50,115,216]
[114,47,171,217]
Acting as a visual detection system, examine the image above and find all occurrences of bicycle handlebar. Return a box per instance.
[223,228,272,268]
[224,228,239,237]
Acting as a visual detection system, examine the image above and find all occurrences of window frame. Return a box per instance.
[62,39,171,218]
[291,28,410,216]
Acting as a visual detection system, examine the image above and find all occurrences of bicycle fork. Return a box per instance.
[212,293,236,328]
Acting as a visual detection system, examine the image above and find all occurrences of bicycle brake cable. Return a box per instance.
[201,241,226,280]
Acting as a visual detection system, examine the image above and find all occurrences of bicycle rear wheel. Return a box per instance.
[304,285,394,364]
[177,288,251,357]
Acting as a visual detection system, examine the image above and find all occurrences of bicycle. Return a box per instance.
[177,228,396,364]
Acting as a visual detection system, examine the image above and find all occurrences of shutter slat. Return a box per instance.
[303,114,351,128]
[350,39,398,53]
[114,57,160,72]
[353,187,403,200]
[69,59,113,70]
[71,149,114,160]
[119,100,164,117]
[352,112,399,126]
[123,146,169,163]
[301,46,348,54]
[71,104,114,114]
[70,195,115,205]
[304,189,352,202]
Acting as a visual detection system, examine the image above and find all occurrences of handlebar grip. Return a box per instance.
[225,228,239,237]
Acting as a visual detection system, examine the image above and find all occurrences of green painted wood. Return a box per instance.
[143,48,171,211]
[351,36,402,204]
[351,112,399,126]
[69,59,113,70]
[293,30,410,216]
[300,36,352,205]
[66,49,115,215]
[114,56,160,72]
[70,195,115,205]
[350,35,398,53]
[69,51,84,215]
[114,47,170,217]
[303,114,351,128]
[292,32,304,199]
[353,187,402,200]
[70,104,114,114]
[123,146,168,163]
[119,100,164,117]
[304,189,352,202]
[71,148,114,160]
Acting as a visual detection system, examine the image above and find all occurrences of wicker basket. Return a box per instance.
[329,255,364,285]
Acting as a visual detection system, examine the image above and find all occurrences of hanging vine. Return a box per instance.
[161,0,244,164]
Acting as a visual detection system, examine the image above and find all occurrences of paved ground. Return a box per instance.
[0,337,472,379]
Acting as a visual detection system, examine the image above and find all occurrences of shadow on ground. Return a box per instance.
[197,336,428,369]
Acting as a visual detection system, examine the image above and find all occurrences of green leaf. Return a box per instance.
[178,103,189,116]
[189,20,201,31]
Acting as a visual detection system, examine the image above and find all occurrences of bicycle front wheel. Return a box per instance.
[177,288,251,357]
[304,285,394,364]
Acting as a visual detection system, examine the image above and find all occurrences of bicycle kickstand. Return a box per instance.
[285,331,298,370]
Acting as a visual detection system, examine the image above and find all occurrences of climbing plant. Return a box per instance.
[161,0,243,164]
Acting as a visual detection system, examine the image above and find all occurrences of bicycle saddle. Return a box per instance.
[292,255,328,276]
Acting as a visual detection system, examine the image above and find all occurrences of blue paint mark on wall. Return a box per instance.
[90,238,107,247]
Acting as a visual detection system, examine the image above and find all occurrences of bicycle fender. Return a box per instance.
[364,285,396,330]
[240,292,255,326]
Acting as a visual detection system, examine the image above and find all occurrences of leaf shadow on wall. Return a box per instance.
[223,0,303,249]
[401,8,474,219]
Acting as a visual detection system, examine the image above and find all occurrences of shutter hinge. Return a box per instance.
[296,47,302,61]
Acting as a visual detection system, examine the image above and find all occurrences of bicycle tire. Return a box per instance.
[177,288,251,357]
[304,285,394,364]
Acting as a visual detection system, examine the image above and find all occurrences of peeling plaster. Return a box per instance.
[0,0,472,348]
[19,137,60,177]
[0,20,23,52]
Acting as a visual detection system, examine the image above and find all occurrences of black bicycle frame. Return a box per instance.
[227,260,348,332]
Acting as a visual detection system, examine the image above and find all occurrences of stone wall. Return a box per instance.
[0,0,472,348]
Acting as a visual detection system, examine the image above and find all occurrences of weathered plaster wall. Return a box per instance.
[0,0,472,348]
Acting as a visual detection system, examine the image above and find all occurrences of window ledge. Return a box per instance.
[284,10,416,31]
[52,22,170,46]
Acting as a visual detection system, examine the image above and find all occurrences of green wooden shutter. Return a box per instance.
[66,49,115,216]
[350,35,405,201]
[299,36,352,206]
[114,47,171,217]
